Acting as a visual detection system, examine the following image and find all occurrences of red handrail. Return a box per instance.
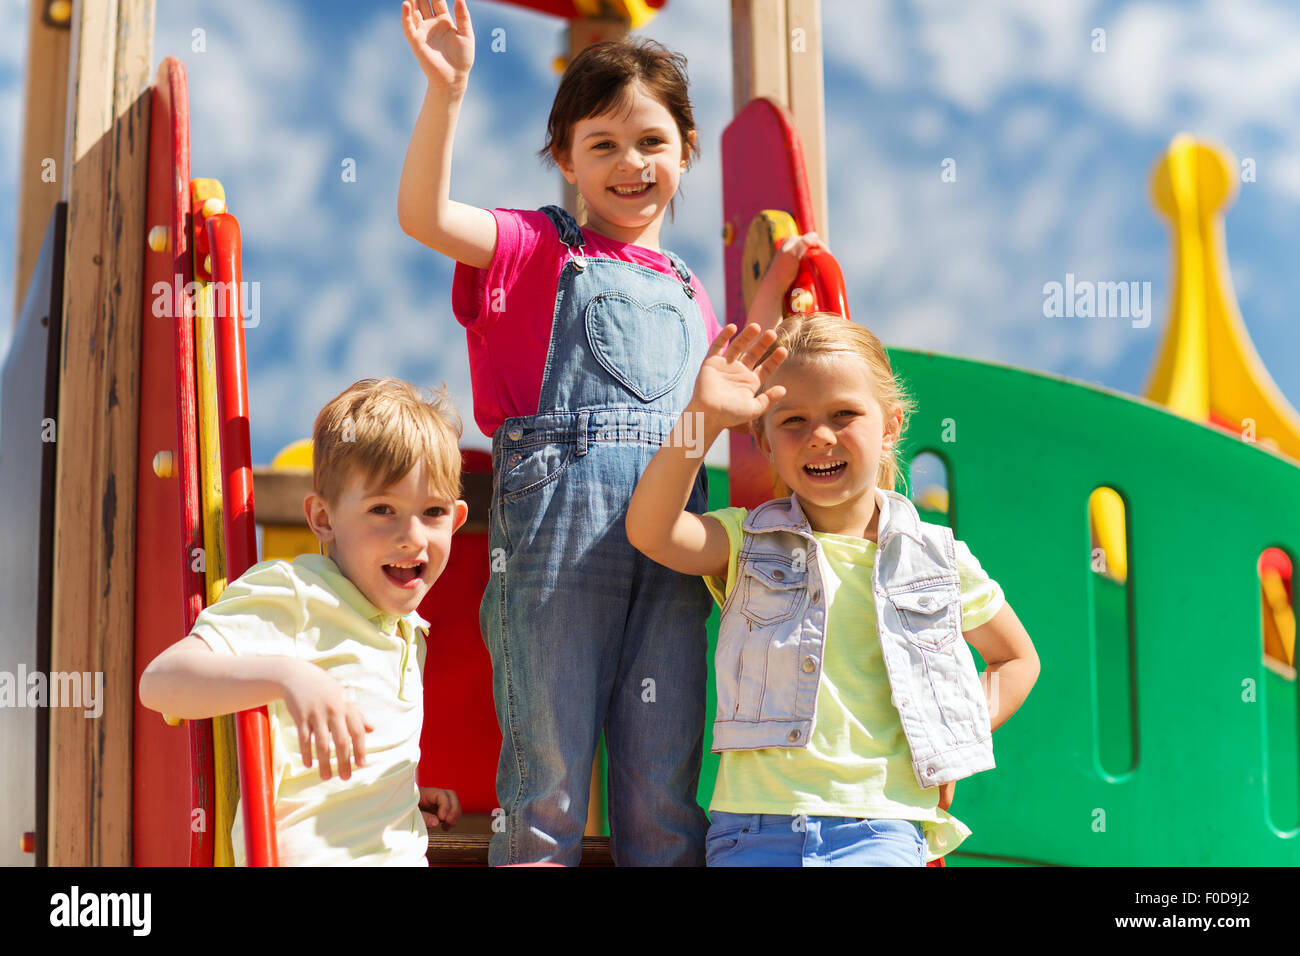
[206,212,279,866]
[785,244,851,321]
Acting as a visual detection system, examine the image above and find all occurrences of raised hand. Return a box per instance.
[402,0,475,93]
[688,323,789,431]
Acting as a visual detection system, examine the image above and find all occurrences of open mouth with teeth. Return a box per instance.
[382,561,426,587]
[803,460,847,479]
[609,182,653,197]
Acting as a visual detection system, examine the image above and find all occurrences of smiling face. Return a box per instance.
[556,81,694,249]
[756,354,904,538]
[305,461,468,618]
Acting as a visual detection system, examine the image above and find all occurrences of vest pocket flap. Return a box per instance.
[888,585,960,650]
[737,559,805,627]
[741,559,806,590]
[888,586,959,614]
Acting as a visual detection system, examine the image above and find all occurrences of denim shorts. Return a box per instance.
[705,811,927,867]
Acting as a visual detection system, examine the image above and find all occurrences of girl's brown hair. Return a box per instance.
[538,37,700,220]
[753,313,915,496]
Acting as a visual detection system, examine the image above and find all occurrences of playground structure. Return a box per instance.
[2,0,1298,867]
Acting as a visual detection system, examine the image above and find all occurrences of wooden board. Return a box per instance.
[720,97,816,509]
[132,55,204,867]
[48,0,154,867]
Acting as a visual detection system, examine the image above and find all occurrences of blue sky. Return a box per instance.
[4,0,1300,468]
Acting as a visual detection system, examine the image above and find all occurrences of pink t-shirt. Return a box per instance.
[451,208,722,438]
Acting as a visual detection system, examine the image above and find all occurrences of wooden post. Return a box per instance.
[13,1,73,323]
[730,0,827,244]
[47,0,154,866]
[563,17,631,225]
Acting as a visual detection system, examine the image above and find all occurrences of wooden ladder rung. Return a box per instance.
[426,830,615,866]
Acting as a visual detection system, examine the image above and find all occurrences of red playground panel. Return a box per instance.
[416,449,502,813]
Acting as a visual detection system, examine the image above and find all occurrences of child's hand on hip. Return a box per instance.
[687,323,789,431]
[419,787,462,830]
[402,0,475,93]
[280,660,374,782]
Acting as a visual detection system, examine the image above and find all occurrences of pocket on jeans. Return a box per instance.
[863,818,924,844]
[705,830,746,864]
[499,441,573,503]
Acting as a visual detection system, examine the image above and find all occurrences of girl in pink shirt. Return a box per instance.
[398,0,816,866]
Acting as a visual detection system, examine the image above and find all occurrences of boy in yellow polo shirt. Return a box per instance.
[140,378,469,865]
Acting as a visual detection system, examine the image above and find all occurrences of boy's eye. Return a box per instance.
[369,505,393,515]
[425,507,447,517]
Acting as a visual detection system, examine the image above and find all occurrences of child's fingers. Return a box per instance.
[705,324,738,359]
[347,707,368,768]
[419,0,437,19]
[445,789,462,824]
[754,345,789,380]
[735,325,780,367]
[753,385,786,414]
[454,0,474,36]
[296,721,313,768]
[330,712,353,780]
[723,322,765,362]
[312,716,332,780]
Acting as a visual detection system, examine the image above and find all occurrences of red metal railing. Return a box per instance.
[206,212,279,866]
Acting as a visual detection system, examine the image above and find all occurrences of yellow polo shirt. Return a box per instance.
[702,507,1005,862]
[190,554,429,866]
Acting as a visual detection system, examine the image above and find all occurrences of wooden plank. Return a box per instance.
[48,0,154,867]
[730,0,787,114]
[426,830,616,866]
[13,1,72,324]
[785,0,827,244]
[562,17,631,224]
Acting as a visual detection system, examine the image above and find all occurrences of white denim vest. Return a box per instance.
[711,487,995,789]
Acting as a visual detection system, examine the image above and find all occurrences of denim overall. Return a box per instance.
[480,205,713,866]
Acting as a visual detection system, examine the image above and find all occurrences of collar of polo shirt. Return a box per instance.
[297,554,430,642]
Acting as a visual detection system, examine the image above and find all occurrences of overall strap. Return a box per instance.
[661,248,693,286]
[539,204,585,249]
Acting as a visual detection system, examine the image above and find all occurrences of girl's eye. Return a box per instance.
[782,416,803,425]
[642,137,664,146]
[370,505,393,515]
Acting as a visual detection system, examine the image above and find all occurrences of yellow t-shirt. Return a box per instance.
[701,506,1005,862]
[189,554,430,866]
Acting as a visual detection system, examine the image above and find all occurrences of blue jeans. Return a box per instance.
[705,812,927,867]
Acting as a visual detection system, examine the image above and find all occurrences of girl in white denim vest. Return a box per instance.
[628,312,1040,866]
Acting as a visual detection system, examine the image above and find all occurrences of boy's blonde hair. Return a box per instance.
[313,379,463,506]
[754,313,915,496]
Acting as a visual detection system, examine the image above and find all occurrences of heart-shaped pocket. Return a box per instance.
[585,291,690,402]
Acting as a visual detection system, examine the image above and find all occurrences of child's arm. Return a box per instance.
[963,602,1040,732]
[397,0,497,268]
[628,323,789,576]
[139,635,374,781]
